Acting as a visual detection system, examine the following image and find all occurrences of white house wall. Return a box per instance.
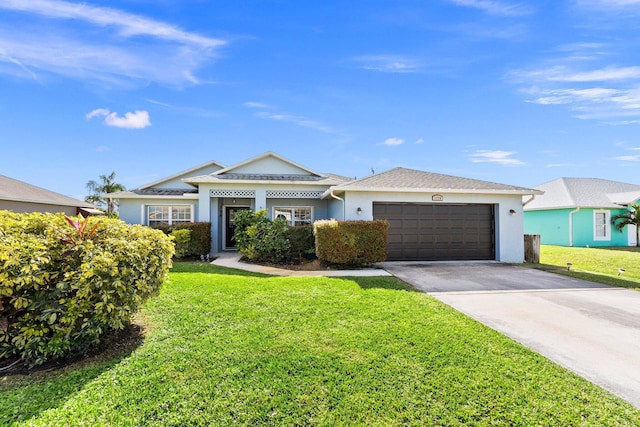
[342,191,525,263]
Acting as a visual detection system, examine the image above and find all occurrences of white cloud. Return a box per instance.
[383,137,405,146]
[0,0,223,47]
[469,150,525,165]
[243,101,272,109]
[86,109,151,129]
[448,0,533,16]
[415,138,425,144]
[255,111,334,134]
[0,0,226,86]
[615,155,640,161]
[518,65,640,83]
[510,41,640,123]
[577,0,640,9]
[354,55,421,73]
[95,145,110,152]
[615,147,640,161]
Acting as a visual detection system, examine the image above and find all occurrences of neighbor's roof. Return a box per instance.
[328,167,541,195]
[0,174,97,208]
[524,177,640,210]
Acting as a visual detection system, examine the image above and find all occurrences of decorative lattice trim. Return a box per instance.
[210,190,256,198]
[266,190,323,199]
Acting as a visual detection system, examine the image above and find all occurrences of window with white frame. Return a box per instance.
[273,207,312,226]
[594,210,610,241]
[148,205,193,226]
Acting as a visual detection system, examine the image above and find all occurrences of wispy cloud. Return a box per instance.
[0,0,226,86]
[615,147,640,161]
[510,42,640,123]
[382,137,405,146]
[86,109,151,129]
[244,102,338,134]
[448,0,534,16]
[415,138,425,144]
[145,98,223,118]
[243,101,273,109]
[354,55,421,73]
[576,0,640,9]
[469,150,525,165]
[517,65,640,83]
[95,145,110,152]
[255,112,334,133]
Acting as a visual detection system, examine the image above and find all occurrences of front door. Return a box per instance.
[225,206,251,249]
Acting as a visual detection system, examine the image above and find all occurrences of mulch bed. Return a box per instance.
[0,320,146,376]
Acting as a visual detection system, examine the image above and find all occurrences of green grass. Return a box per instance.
[2,262,639,426]
[532,245,640,290]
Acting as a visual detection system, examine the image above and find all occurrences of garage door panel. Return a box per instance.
[373,203,495,261]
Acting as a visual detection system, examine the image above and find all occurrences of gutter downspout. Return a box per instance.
[522,195,536,207]
[329,190,345,220]
[568,207,580,247]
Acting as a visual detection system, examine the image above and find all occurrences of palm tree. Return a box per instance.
[85,171,126,216]
[611,203,640,247]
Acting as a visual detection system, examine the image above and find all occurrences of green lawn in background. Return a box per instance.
[2,262,639,426]
[533,245,640,290]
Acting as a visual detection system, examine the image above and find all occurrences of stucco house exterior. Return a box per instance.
[111,152,541,262]
[0,174,102,216]
[523,177,640,247]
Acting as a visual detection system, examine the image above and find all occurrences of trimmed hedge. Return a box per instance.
[0,211,174,366]
[314,220,388,266]
[152,222,211,257]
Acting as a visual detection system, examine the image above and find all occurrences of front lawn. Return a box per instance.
[2,262,639,425]
[535,245,640,290]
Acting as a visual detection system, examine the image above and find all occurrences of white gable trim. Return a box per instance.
[139,160,225,190]
[211,152,326,178]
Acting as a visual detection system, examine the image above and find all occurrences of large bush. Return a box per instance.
[233,210,290,263]
[0,211,174,366]
[314,220,388,266]
[287,225,315,261]
[152,222,211,257]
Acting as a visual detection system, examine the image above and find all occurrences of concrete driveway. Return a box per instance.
[379,261,640,409]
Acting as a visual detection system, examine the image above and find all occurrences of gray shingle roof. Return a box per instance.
[217,173,324,181]
[184,173,349,186]
[332,167,539,194]
[132,188,198,196]
[524,177,640,210]
[0,174,96,208]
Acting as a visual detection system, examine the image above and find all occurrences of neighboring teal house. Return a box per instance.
[524,178,640,247]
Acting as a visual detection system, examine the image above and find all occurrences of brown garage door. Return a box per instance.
[373,203,495,261]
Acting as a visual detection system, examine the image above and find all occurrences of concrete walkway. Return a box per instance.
[210,252,391,277]
[379,261,640,409]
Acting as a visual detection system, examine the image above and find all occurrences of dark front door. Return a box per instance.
[225,206,251,249]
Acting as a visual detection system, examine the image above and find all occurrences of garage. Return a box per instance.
[373,202,495,261]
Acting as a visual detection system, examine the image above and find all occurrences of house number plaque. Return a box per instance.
[432,194,443,201]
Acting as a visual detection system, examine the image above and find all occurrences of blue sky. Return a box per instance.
[2,0,640,200]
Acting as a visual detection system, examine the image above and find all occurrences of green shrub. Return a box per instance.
[0,211,174,366]
[233,210,291,263]
[314,220,388,266]
[287,225,315,261]
[171,229,191,258]
[152,222,211,257]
